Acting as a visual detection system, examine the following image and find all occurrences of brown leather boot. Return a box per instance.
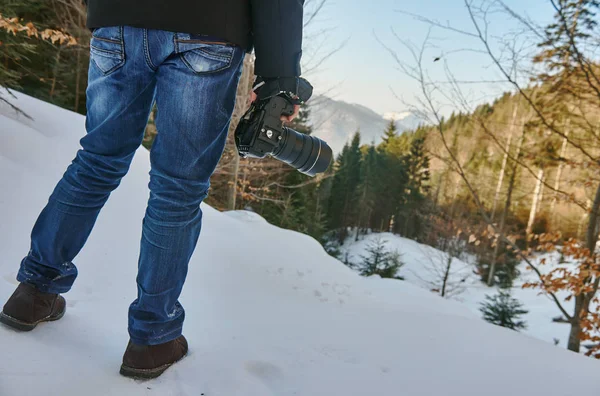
[0,283,66,331]
[120,335,188,379]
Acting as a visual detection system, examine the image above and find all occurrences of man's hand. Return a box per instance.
[250,91,300,124]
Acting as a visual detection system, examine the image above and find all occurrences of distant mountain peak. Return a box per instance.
[383,111,414,121]
[308,96,424,154]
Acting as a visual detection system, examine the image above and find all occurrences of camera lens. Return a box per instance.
[273,127,333,177]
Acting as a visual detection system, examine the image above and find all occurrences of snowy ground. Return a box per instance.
[339,233,573,348]
[1,92,599,395]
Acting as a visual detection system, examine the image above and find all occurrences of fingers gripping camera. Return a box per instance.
[235,77,333,177]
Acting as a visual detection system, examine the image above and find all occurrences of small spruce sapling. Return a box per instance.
[480,291,528,331]
[359,238,404,279]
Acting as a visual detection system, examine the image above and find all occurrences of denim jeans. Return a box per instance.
[17,26,244,345]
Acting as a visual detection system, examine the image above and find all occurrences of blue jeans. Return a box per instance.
[17,26,244,345]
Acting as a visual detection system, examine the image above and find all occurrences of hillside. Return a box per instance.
[0,92,599,396]
[422,90,600,239]
[339,232,572,347]
[309,95,422,154]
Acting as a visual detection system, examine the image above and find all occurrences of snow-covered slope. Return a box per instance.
[340,233,573,348]
[1,92,599,396]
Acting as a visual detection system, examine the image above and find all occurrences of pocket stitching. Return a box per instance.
[90,26,125,76]
[90,45,122,59]
[92,36,121,45]
[91,26,124,43]
[181,49,234,75]
[91,56,124,76]
[195,48,232,62]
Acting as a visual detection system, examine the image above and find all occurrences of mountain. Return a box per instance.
[383,111,424,130]
[308,96,424,155]
[1,92,599,396]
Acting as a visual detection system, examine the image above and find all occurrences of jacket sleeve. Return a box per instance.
[250,0,304,78]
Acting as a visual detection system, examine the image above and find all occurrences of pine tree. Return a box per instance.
[355,145,379,237]
[358,238,404,279]
[480,291,528,331]
[344,132,363,225]
[327,143,350,233]
[372,125,409,232]
[396,134,430,239]
[381,119,398,148]
[326,131,363,240]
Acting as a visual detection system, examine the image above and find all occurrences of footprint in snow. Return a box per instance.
[245,361,285,394]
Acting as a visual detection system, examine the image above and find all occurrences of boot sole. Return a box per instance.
[120,353,187,380]
[0,308,65,332]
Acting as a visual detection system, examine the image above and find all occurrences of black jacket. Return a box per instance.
[86,0,304,78]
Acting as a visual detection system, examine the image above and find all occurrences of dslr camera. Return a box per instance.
[235,78,332,177]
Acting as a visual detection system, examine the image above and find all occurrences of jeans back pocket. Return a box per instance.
[175,33,236,74]
[90,26,125,76]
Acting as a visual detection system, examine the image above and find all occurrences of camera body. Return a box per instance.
[235,78,332,177]
[235,95,295,159]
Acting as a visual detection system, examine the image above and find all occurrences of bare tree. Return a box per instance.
[491,104,519,221]
[391,0,600,353]
[416,236,471,299]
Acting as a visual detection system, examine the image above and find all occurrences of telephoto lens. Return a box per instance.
[234,77,333,176]
[273,126,333,177]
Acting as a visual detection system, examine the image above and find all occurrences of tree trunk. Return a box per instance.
[491,104,519,221]
[74,14,84,113]
[74,46,82,113]
[49,49,62,99]
[491,132,512,221]
[526,168,545,237]
[227,156,240,210]
[585,182,600,254]
[578,204,590,240]
[567,182,600,352]
[550,128,570,225]
[449,177,461,218]
[536,171,545,215]
[226,55,253,210]
[488,165,516,286]
[488,128,524,286]
[567,303,583,352]
[441,255,452,297]
[239,168,248,209]
[433,172,445,208]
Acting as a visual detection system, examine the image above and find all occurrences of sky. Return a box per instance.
[306,0,556,116]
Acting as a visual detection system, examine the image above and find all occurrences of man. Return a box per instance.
[1,0,304,379]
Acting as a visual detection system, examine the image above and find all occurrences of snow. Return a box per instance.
[1,92,599,395]
[340,232,573,348]
[383,111,413,121]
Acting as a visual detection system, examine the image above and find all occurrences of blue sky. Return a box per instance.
[307,0,555,115]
